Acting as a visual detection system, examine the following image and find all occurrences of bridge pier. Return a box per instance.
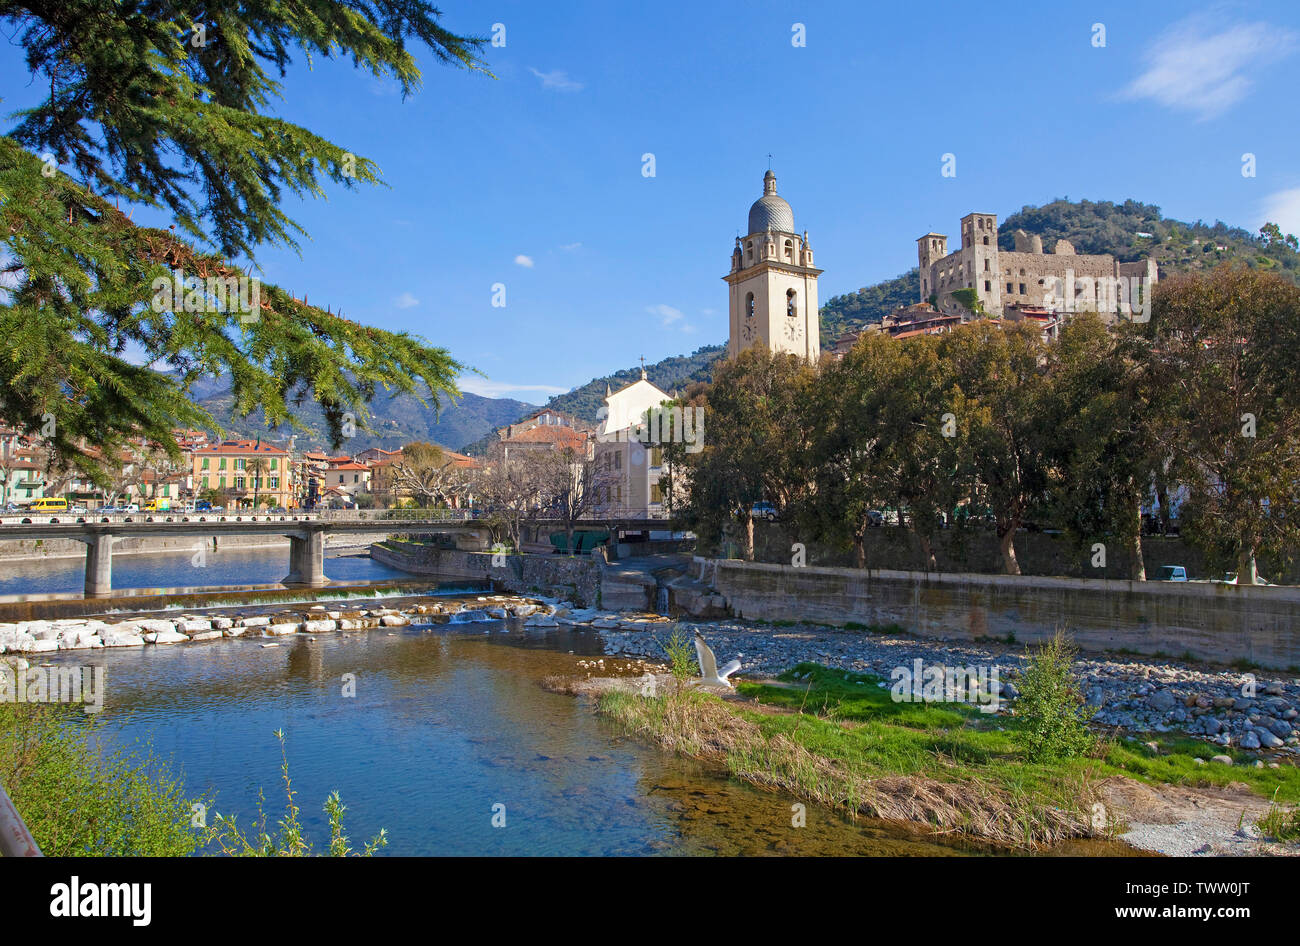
[84,533,113,598]
[283,529,328,587]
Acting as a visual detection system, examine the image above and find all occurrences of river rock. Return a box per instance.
[189,630,223,642]
[147,630,189,645]
[265,623,299,636]
[302,620,336,633]
[138,619,178,635]
[379,614,410,627]
[1148,689,1177,711]
[1211,755,1234,765]
[1239,731,1261,750]
[239,616,272,628]
[0,628,37,653]
[101,629,146,647]
[212,617,234,630]
[223,626,248,638]
[57,629,103,650]
[178,618,212,633]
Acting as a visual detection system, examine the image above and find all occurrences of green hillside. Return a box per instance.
[998,198,1300,278]
[195,383,534,454]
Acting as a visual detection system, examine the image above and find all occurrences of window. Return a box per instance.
[201,458,210,470]
[614,453,622,470]
[235,458,245,471]
[1007,282,1014,293]
[983,259,989,271]
[234,476,245,489]
[650,447,663,466]
[201,476,209,489]
[984,280,991,291]
[784,239,793,260]
[353,474,359,484]
[745,292,754,318]
[218,476,226,489]
[270,459,278,470]
[269,477,279,488]
[650,484,662,503]
[218,458,227,470]
[786,289,797,317]
[983,236,989,245]
[1019,283,1026,295]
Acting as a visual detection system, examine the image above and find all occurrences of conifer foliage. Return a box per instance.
[0,1,487,484]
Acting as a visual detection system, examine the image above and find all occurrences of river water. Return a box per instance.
[11,549,1124,856]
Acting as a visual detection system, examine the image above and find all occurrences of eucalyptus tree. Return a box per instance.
[677,348,813,561]
[1043,314,1168,580]
[1145,268,1300,584]
[807,331,904,569]
[937,321,1053,575]
[0,1,487,487]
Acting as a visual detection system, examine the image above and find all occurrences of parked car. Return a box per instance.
[751,502,778,521]
[122,503,139,513]
[1154,565,1188,582]
[194,500,213,512]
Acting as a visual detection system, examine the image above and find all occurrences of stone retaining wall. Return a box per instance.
[695,558,1300,670]
[371,542,602,607]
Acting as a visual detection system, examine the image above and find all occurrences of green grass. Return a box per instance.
[598,662,1300,847]
[736,663,1300,804]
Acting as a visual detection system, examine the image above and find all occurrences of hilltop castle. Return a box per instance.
[917,214,1157,323]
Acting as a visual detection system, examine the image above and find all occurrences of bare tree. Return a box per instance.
[387,442,473,508]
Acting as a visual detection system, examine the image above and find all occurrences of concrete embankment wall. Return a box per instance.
[0,532,389,562]
[371,543,602,607]
[695,558,1300,671]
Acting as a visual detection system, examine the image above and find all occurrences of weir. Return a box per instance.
[0,515,665,597]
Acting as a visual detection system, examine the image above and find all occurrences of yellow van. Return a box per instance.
[31,498,68,512]
[143,498,170,512]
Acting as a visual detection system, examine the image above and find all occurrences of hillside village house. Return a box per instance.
[192,440,292,509]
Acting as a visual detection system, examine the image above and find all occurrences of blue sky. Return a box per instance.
[5,0,1300,405]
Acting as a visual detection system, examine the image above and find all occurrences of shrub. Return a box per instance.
[661,625,697,698]
[0,702,205,856]
[205,730,387,856]
[1014,632,1096,762]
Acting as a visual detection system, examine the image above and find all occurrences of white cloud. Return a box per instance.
[1122,14,1297,120]
[514,254,534,268]
[560,242,582,251]
[458,376,568,399]
[529,67,584,92]
[395,291,419,309]
[1260,188,1300,238]
[647,303,684,326]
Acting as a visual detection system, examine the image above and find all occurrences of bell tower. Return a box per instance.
[724,170,822,362]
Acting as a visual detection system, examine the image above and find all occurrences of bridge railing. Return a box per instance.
[0,783,41,857]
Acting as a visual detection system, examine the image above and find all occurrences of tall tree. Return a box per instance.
[0,2,487,485]
[1146,268,1300,583]
[938,321,1052,575]
[1044,314,1168,580]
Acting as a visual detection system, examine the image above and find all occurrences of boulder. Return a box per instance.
[100,629,146,648]
[239,616,272,628]
[265,623,299,636]
[379,614,410,627]
[148,630,189,645]
[302,620,336,633]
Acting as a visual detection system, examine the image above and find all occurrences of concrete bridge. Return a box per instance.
[0,512,671,596]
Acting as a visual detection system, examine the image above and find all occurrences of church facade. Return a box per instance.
[725,171,822,362]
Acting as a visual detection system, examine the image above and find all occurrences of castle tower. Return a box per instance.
[916,232,948,302]
[724,170,822,362]
[960,212,1001,314]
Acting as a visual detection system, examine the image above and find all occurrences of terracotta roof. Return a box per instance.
[194,440,288,456]
[502,426,589,448]
[329,462,370,472]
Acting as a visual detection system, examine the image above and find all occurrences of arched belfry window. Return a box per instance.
[786,289,797,317]
[784,239,793,260]
[746,292,755,318]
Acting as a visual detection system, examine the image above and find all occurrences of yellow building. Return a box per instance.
[191,440,293,509]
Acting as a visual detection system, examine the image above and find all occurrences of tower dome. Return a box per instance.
[747,170,794,234]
